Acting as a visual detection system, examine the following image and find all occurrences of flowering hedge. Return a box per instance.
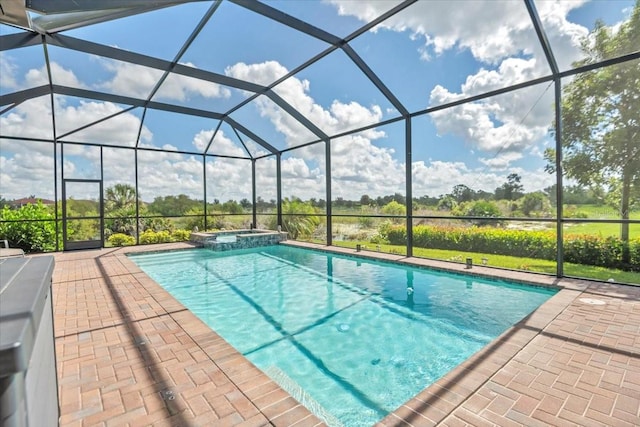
[381,224,639,271]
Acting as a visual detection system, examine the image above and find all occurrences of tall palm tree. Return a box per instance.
[105,184,137,212]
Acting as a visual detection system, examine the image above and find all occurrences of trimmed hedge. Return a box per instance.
[107,233,136,247]
[382,224,639,271]
[139,229,191,244]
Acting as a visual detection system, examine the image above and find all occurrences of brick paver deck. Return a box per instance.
[50,243,640,426]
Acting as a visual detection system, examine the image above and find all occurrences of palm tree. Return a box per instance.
[105,184,137,212]
[104,184,139,236]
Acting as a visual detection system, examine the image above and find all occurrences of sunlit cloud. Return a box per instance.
[225,61,385,143]
[0,53,19,90]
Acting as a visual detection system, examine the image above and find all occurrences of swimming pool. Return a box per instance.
[129,246,557,426]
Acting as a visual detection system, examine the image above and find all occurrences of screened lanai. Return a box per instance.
[1,0,639,284]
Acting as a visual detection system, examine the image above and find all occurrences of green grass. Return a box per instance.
[331,240,640,285]
[564,221,639,238]
[567,204,640,219]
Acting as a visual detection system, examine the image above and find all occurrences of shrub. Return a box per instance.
[380,224,638,272]
[358,216,374,228]
[564,205,589,218]
[456,200,503,226]
[171,229,191,242]
[268,199,320,239]
[376,221,404,244]
[630,238,640,271]
[410,225,556,259]
[564,234,635,270]
[139,229,172,244]
[437,196,457,211]
[0,201,58,252]
[521,192,551,217]
[107,233,136,247]
[381,201,406,224]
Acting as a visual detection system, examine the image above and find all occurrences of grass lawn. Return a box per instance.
[331,240,640,285]
[564,221,639,238]
[562,204,639,237]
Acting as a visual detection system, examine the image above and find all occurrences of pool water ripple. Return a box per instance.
[130,246,556,426]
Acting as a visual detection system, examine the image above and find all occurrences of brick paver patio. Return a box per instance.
[50,243,640,426]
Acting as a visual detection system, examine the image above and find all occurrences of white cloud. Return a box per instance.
[136,152,204,200]
[329,0,590,68]
[330,0,537,63]
[225,61,289,85]
[195,129,248,157]
[207,158,253,201]
[325,0,595,172]
[0,97,54,139]
[46,62,87,88]
[55,98,149,146]
[0,141,56,200]
[96,60,162,98]
[225,61,385,145]
[96,59,231,101]
[222,59,557,200]
[0,53,19,90]
[411,160,555,197]
[153,68,231,102]
[478,152,524,170]
[535,0,590,70]
[430,84,552,154]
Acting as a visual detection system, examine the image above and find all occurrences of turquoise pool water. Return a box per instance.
[129,246,557,426]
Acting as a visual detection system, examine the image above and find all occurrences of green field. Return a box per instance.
[563,204,639,237]
[331,240,640,285]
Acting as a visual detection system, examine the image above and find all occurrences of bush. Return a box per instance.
[521,192,551,217]
[564,234,637,270]
[564,205,589,219]
[171,229,191,242]
[0,201,58,252]
[410,225,556,259]
[378,223,639,272]
[630,238,640,271]
[139,229,172,244]
[268,199,320,239]
[460,200,503,226]
[381,201,406,224]
[358,216,374,228]
[107,233,136,247]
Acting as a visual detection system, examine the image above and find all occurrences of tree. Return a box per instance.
[239,198,252,210]
[494,173,524,201]
[105,184,137,211]
[521,192,551,217]
[221,200,243,214]
[148,194,200,216]
[450,184,475,203]
[360,194,371,206]
[104,184,140,237]
[437,195,457,211]
[546,2,639,261]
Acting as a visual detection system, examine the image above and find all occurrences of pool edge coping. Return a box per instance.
[114,243,327,426]
[113,241,624,426]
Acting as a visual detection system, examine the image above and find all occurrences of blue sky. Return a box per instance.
[0,0,636,202]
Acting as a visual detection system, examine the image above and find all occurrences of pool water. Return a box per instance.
[129,246,557,426]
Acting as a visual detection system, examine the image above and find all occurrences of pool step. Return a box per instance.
[263,366,344,427]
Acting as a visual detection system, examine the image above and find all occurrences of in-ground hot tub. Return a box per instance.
[190,229,288,251]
